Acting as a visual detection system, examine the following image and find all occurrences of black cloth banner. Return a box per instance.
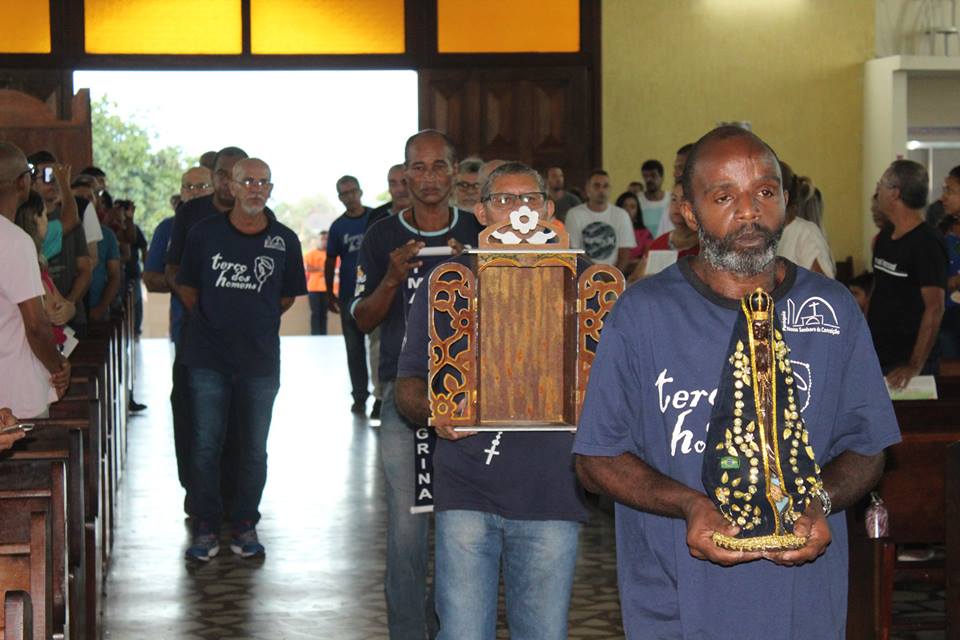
[411,426,437,514]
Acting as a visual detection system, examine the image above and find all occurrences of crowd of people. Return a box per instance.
[4,121,960,639]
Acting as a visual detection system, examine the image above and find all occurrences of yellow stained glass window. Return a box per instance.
[437,0,579,53]
[0,0,51,53]
[251,0,404,55]
[84,0,242,54]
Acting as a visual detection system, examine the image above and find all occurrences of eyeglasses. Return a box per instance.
[235,177,273,190]
[877,179,898,191]
[482,192,547,209]
[456,181,480,191]
[182,182,211,192]
[337,187,360,198]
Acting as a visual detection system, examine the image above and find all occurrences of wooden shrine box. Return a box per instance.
[427,208,624,431]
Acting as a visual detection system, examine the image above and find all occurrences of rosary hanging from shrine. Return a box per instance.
[702,288,827,552]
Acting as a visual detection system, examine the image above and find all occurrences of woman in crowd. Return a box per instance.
[616,191,654,278]
[776,164,835,277]
[15,190,74,346]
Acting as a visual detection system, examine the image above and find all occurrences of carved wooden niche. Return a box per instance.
[428,208,624,431]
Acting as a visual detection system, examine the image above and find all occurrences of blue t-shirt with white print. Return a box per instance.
[177,214,307,377]
[573,257,901,640]
[351,207,482,383]
[397,254,589,522]
[327,208,371,302]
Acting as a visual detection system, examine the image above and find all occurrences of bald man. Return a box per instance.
[177,158,307,562]
[0,142,70,418]
[180,166,213,203]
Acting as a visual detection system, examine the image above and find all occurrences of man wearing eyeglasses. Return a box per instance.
[327,175,374,415]
[395,162,587,640]
[452,156,483,211]
[868,160,948,390]
[164,147,253,519]
[176,158,306,562]
[180,166,214,203]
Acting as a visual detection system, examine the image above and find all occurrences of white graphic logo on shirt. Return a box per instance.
[345,232,364,253]
[874,257,908,278]
[781,297,840,336]
[264,235,286,251]
[211,252,275,292]
[657,364,812,458]
[254,256,275,291]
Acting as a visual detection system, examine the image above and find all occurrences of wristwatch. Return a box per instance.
[812,486,832,517]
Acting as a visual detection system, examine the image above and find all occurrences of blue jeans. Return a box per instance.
[379,382,437,639]
[435,510,580,640]
[187,367,279,528]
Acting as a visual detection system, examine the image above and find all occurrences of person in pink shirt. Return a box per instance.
[0,142,70,418]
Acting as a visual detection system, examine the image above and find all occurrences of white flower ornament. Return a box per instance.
[509,206,539,234]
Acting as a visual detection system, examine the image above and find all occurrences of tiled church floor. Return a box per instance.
[103,338,943,639]
[104,338,624,639]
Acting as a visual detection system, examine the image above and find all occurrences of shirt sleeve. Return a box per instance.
[350,224,386,317]
[176,227,203,289]
[281,233,308,297]
[326,219,343,261]
[396,269,431,379]
[616,209,638,249]
[104,228,121,262]
[165,208,190,266]
[826,298,902,459]
[0,228,45,305]
[566,210,584,249]
[573,302,646,458]
[913,232,949,289]
[144,220,171,274]
[81,201,103,243]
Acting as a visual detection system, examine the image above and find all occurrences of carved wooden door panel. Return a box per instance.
[419,67,595,189]
[0,89,93,170]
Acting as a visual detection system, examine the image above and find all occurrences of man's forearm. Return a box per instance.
[324,259,336,296]
[68,258,93,303]
[820,450,885,512]
[396,377,430,425]
[280,296,295,314]
[142,271,170,293]
[354,280,401,333]
[99,264,122,311]
[165,264,186,302]
[908,303,943,370]
[575,452,706,519]
[615,248,632,274]
[25,321,62,373]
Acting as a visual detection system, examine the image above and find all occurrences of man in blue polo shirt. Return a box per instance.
[177,158,306,562]
[574,127,901,639]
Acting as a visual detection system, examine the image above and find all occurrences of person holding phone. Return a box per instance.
[0,408,28,451]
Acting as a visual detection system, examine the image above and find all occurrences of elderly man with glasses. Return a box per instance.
[395,162,588,640]
[452,156,483,211]
[176,158,307,562]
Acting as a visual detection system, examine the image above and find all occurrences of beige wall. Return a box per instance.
[602,0,875,268]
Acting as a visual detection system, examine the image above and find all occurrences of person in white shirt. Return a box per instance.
[776,164,835,277]
[637,159,672,236]
[566,169,636,271]
[0,142,70,419]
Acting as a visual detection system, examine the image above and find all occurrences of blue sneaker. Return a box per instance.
[185,523,220,562]
[230,522,265,558]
